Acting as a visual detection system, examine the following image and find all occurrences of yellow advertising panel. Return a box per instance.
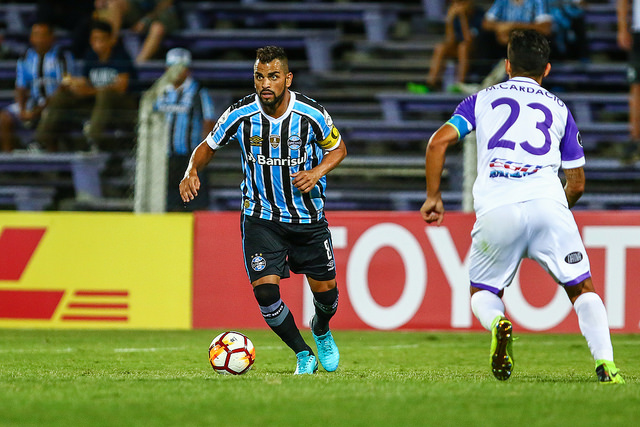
[0,212,193,329]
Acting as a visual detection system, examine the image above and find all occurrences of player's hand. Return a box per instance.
[420,197,445,225]
[291,170,321,193]
[179,173,200,203]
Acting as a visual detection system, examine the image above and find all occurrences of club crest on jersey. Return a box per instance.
[287,135,302,150]
[270,135,281,148]
[251,254,266,271]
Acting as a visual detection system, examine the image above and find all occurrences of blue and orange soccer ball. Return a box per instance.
[208,331,256,375]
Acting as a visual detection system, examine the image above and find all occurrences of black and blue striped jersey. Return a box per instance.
[154,77,215,155]
[204,91,342,224]
[16,45,74,108]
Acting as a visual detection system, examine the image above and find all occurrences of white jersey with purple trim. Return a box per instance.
[446,76,585,217]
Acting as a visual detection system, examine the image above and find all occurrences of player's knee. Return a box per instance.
[252,283,280,306]
[564,277,595,304]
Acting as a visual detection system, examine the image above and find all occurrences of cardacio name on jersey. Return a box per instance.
[486,83,565,107]
[247,152,308,167]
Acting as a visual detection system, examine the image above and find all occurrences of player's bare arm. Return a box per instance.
[617,0,632,50]
[292,139,347,193]
[179,141,216,203]
[421,123,459,225]
[563,166,585,209]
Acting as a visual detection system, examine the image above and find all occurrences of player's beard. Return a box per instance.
[259,89,285,109]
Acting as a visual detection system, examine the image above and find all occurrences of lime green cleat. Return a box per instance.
[595,360,625,384]
[490,316,514,381]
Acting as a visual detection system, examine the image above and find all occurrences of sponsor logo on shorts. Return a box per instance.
[251,254,266,271]
[326,259,335,270]
[564,251,583,264]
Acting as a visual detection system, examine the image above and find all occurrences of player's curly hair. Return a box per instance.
[507,30,550,78]
[256,46,289,72]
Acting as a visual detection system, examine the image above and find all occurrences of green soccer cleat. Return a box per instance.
[595,360,625,384]
[294,350,318,375]
[490,316,514,381]
[311,316,340,372]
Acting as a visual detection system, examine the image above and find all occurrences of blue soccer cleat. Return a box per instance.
[294,350,318,375]
[311,316,340,372]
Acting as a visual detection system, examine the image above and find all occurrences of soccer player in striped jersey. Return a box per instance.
[421,30,624,384]
[0,21,74,151]
[180,46,346,374]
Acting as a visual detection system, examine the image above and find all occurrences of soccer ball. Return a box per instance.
[209,331,256,375]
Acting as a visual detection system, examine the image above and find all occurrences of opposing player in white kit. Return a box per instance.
[420,30,624,383]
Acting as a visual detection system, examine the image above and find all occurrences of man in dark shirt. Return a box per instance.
[36,20,136,151]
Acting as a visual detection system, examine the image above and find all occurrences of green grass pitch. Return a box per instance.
[0,329,638,426]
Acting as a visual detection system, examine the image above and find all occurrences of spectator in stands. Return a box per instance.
[152,48,215,211]
[36,0,95,58]
[93,0,181,64]
[452,0,553,94]
[479,0,552,58]
[617,0,640,163]
[36,20,136,152]
[0,22,74,152]
[412,0,484,93]
[549,0,588,61]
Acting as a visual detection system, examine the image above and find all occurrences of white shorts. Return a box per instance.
[469,198,591,294]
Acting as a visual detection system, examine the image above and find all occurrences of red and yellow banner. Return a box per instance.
[0,212,193,329]
[3,210,639,332]
[193,211,640,333]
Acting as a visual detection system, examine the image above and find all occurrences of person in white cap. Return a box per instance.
[153,47,215,210]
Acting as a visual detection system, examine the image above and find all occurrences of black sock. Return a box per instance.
[253,284,311,355]
[312,287,339,335]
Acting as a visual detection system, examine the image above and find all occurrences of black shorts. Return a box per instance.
[241,214,337,283]
[629,32,640,84]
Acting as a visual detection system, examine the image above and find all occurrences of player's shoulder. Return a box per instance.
[19,48,36,62]
[213,94,259,132]
[225,94,260,117]
[230,94,258,110]
[292,91,327,116]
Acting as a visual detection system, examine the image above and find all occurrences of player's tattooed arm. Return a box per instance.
[563,167,585,209]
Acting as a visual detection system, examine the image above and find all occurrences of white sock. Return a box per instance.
[471,290,505,331]
[573,292,614,362]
